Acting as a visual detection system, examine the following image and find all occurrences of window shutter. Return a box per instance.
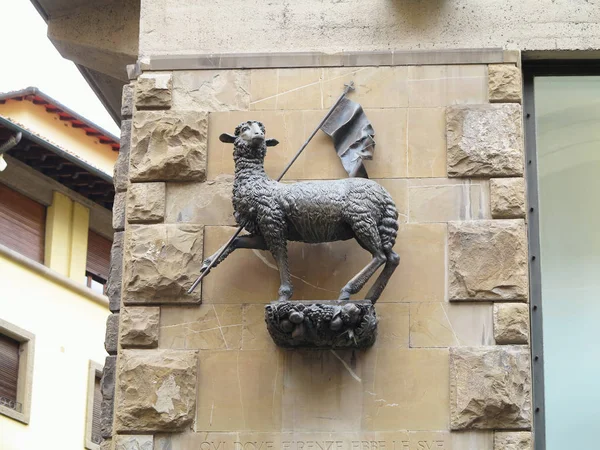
[91,375,102,445]
[87,230,112,281]
[0,183,45,263]
[0,334,20,406]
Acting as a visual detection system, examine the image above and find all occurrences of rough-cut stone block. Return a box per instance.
[121,83,134,118]
[491,178,526,218]
[107,231,124,313]
[115,435,153,450]
[115,350,198,432]
[120,307,160,348]
[449,220,528,301]
[104,313,120,355]
[114,120,131,193]
[112,192,126,231]
[447,104,523,177]
[165,175,235,225]
[123,224,203,304]
[489,64,522,103]
[100,438,112,450]
[494,303,529,344]
[135,73,172,109]
[450,346,531,430]
[127,182,166,224]
[100,355,116,439]
[494,431,532,449]
[130,111,207,182]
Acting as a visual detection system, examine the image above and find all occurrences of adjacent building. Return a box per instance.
[26,1,600,449]
[0,87,118,449]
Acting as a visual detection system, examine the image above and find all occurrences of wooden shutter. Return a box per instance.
[91,375,102,444]
[87,230,112,281]
[0,334,20,406]
[0,183,45,263]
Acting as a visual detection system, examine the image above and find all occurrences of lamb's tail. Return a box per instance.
[379,191,399,253]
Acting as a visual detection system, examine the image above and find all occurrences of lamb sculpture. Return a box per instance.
[201,120,399,304]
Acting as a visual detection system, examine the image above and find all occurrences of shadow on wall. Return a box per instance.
[388,0,449,33]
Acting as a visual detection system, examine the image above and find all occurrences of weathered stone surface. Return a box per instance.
[115,350,198,432]
[130,111,207,182]
[100,438,112,450]
[100,355,117,439]
[121,83,134,118]
[120,307,160,348]
[115,435,153,450]
[489,64,522,103]
[450,346,531,430]
[106,231,124,313]
[491,178,526,218]
[123,224,203,304]
[114,120,131,193]
[127,182,166,224]
[494,303,529,344]
[112,192,126,231]
[494,431,532,450]
[104,313,120,355]
[135,73,172,109]
[172,70,250,111]
[165,175,235,225]
[449,220,528,301]
[447,104,523,177]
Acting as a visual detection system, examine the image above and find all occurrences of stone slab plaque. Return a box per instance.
[265,300,377,348]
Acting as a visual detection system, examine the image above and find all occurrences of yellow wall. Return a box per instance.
[0,252,109,450]
[0,99,117,176]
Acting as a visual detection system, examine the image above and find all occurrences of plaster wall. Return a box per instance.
[0,251,108,450]
[0,99,118,176]
[139,0,600,57]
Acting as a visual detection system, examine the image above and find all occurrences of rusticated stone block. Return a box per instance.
[115,435,153,450]
[123,224,203,304]
[450,346,531,430]
[106,232,124,313]
[100,355,116,439]
[115,350,198,432]
[449,220,528,302]
[494,432,532,450]
[494,303,529,344]
[447,104,523,177]
[489,64,522,103]
[491,178,526,219]
[112,192,126,231]
[120,307,160,348]
[114,120,131,193]
[127,182,166,224]
[100,438,112,450]
[104,313,120,355]
[130,111,207,182]
[135,73,172,109]
[121,83,134,118]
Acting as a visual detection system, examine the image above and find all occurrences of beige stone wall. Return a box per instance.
[139,0,600,57]
[106,61,532,450]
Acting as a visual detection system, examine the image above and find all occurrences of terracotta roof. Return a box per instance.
[0,87,120,151]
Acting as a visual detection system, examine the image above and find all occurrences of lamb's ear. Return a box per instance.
[266,138,280,147]
[219,133,237,144]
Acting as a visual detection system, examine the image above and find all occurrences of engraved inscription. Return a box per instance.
[191,440,446,450]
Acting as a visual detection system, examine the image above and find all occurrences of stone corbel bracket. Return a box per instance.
[265,300,377,349]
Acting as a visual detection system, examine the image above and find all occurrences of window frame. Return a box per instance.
[0,319,35,424]
[85,360,103,450]
[523,59,600,450]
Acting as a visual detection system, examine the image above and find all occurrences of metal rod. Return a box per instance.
[187,82,355,294]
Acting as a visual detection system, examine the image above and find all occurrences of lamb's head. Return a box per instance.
[219,121,279,159]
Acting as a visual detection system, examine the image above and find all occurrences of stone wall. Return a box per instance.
[105,59,532,450]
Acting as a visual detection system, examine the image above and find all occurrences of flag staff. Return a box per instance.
[187,81,355,294]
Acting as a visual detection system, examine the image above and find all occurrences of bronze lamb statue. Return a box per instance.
[200,120,399,303]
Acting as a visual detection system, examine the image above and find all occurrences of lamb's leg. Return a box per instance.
[200,234,267,273]
[339,221,386,300]
[270,244,293,301]
[365,250,400,304]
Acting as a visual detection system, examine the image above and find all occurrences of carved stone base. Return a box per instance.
[264,301,377,349]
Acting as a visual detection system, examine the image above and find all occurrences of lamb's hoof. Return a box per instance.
[277,296,291,302]
[338,290,351,301]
